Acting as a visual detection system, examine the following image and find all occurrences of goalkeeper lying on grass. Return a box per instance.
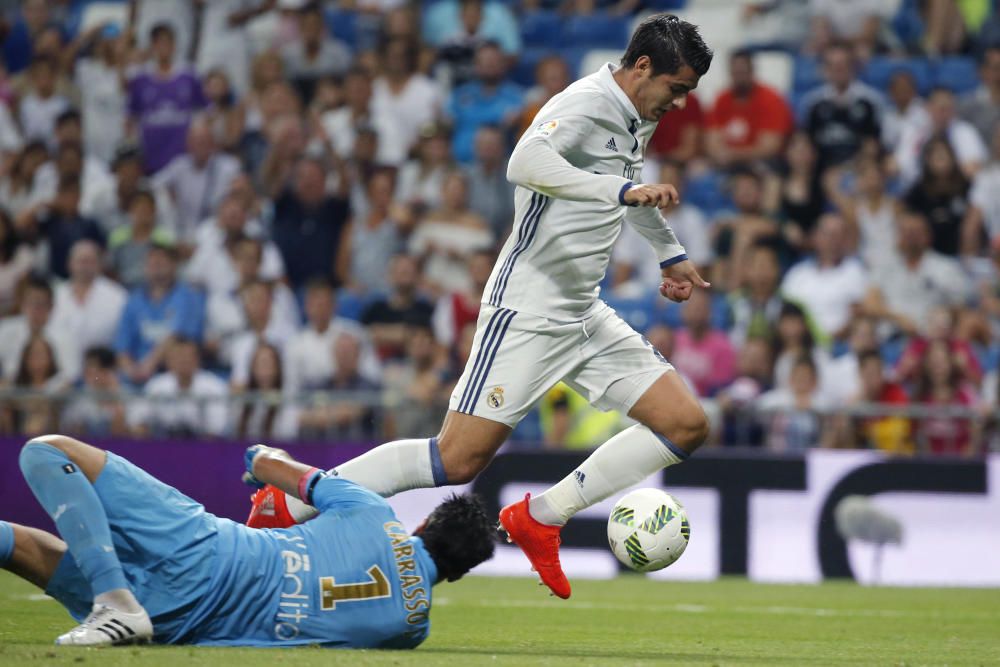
[0,436,495,647]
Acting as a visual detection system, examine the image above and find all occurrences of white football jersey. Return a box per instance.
[483,62,687,320]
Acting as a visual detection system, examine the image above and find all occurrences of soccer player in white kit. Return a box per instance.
[297,14,714,599]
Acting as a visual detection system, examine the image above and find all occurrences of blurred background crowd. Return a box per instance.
[0,0,999,456]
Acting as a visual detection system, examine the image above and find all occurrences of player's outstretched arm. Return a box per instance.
[244,445,319,502]
[508,114,633,205]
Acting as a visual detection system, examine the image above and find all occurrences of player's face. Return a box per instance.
[639,64,699,122]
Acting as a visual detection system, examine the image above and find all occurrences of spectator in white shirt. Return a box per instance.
[781,213,869,342]
[61,346,130,437]
[185,192,286,295]
[881,69,929,152]
[282,279,381,396]
[33,111,115,220]
[958,47,1000,145]
[50,240,127,364]
[73,24,127,164]
[153,118,241,243]
[0,276,79,385]
[822,316,879,407]
[396,123,453,215]
[18,56,70,148]
[370,37,443,166]
[962,123,1000,256]
[862,210,972,337]
[320,68,373,160]
[87,146,178,235]
[895,87,988,188]
[281,3,352,102]
[204,236,299,366]
[225,279,298,389]
[807,0,895,59]
[195,0,275,96]
[130,336,229,438]
[409,170,492,297]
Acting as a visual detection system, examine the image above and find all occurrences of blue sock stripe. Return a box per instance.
[459,308,506,413]
[492,196,547,306]
[0,521,13,566]
[19,441,129,595]
[490,193,541,306]
[428,437,447,487]
[465,309,516,415]
[654,433,690,460]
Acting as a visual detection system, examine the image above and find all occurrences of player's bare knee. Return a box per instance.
[652,407,709,453]
[679,408,710,450]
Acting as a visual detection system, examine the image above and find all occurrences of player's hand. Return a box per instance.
[660,259,710,303]
[623,184,680,210]
[242,444,287,488]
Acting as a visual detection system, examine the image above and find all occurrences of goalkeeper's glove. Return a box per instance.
[242,444,270,488]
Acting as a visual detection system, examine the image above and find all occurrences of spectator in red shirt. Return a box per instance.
[914,340,980,456]
[647,92,704,163]
[895,305,982,388]
[706,50,793,168]
[671,288,737,397]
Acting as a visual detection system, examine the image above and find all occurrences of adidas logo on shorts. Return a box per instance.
[605,137,618,152]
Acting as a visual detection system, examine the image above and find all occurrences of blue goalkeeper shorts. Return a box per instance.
[44,452,222,643]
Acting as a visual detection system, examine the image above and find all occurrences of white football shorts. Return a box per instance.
[449,300,675,426]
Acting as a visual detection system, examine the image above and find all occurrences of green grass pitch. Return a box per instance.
[1,571,998,666]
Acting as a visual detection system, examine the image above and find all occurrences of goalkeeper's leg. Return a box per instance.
[17,435,152,645]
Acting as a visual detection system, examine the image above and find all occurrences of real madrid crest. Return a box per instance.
[486,386,505,408]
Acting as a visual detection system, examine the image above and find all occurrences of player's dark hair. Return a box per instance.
[418,494,496,583]
[621,14,712,77]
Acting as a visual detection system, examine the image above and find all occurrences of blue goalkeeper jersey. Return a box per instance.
[189,475,438,648]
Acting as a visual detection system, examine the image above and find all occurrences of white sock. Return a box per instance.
[529,425,688,526]
[94,588,143,615]
[333,437,445,497]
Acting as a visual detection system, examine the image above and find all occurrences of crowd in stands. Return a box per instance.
[0,0,999,456]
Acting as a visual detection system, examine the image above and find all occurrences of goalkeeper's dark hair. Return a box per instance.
[418,494,496,583]
[621,14,712,77]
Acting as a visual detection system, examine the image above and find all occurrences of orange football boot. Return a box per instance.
[498,493,571,599]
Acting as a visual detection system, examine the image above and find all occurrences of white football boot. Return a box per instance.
[55,603,153,646]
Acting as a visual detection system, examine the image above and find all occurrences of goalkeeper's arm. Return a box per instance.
[243,446,321,528]
[245,445,319,503]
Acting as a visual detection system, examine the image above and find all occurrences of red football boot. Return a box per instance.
[498,493,571,599]
[246,484,297,529]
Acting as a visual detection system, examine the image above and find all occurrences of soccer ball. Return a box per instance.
[607,488,690,572]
